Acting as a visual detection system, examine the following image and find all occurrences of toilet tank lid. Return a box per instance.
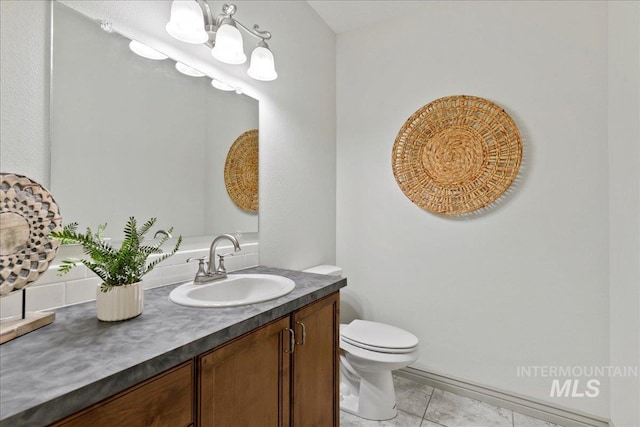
[342,320,418,350]
[302,265,342,276]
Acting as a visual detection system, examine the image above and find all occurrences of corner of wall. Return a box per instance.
[608,1,640,426]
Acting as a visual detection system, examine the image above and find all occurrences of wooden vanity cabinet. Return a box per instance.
[198,292,340,427]
[51,292,339,427]
[291,292,340,427]
[197,316,291,427]
[51,361,195,427]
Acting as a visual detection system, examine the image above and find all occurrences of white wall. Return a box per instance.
[337,0,610,417]
[608,2,640,426]
[0,0,50,185]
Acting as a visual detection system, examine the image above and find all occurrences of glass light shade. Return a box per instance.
[166,0,208,44]
[129,40,168,60]
[175,62,205,77]
[211,24,246,65]
[247,44,277,81]
[211,79,235,91]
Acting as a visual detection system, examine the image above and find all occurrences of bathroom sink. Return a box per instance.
[169,274,295,307]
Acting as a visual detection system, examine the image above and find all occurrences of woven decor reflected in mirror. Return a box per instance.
[224,130,259,212]
[392,95,522,216]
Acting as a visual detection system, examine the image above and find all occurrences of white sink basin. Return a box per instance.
[169,274,295,307]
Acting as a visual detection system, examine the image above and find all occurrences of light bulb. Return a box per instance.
[166,0,208,44]
[247,41,277,81]
[211,23,246,65]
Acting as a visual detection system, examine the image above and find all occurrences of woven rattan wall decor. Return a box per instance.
[0,173,63,296]
[392,95,522,215]
[224,129,259,212]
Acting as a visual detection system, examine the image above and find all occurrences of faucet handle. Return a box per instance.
[216,243,241,262]
[216,253,233,274]
[187,256,208,282]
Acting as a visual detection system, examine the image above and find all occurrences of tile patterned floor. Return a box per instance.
[340,375,562,427]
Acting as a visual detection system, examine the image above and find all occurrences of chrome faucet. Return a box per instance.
[208,234,241,276]
[187,234,241,284]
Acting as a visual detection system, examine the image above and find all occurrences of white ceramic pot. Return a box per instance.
[96,282,143,322]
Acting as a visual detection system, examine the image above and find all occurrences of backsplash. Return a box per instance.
[0,240,259,320]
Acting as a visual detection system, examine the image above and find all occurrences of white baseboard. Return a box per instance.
[397,367,609,427]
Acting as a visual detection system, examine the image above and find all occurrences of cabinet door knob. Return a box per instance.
[283,328,295,353]
[295,321,306,346]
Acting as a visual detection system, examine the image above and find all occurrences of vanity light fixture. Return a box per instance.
[166,1,277,81]
[129,40,169,60]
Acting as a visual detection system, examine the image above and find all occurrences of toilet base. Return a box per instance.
[339,393,361,417]
[339,368,398,421]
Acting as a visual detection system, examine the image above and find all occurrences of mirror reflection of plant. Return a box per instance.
[50,217,182,292]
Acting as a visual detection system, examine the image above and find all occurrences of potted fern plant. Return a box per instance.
[51,217,182,321]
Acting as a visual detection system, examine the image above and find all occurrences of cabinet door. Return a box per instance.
[291,292,340,427]
[51,361,194,427]
[198,316,291,427]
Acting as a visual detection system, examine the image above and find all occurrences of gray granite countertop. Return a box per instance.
[0,266,346,426]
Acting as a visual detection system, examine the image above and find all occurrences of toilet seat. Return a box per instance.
[342,336,417,354]
[341,320,418,354]
[340,336,418,364]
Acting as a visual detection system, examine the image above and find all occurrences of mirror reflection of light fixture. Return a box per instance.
[166,1,277,81]
[211,78,235,91]
[129,40,169,60]
[123,27,239,94]
[175,61,206,77]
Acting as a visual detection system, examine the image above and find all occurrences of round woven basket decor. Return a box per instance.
[224,129,259,212]
[0,173,63,296]
[392,95,522,215]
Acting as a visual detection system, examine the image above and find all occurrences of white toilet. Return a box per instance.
[302,265,420,421]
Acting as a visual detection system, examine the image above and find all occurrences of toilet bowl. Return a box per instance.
[302,265,420,421]
[339,320,419,420]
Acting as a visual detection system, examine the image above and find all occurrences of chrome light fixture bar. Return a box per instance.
[166,1,277,81]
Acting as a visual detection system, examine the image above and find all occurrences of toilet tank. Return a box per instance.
[302,265,343,276]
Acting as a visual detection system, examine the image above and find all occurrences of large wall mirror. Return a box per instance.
[50,2,258,241]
